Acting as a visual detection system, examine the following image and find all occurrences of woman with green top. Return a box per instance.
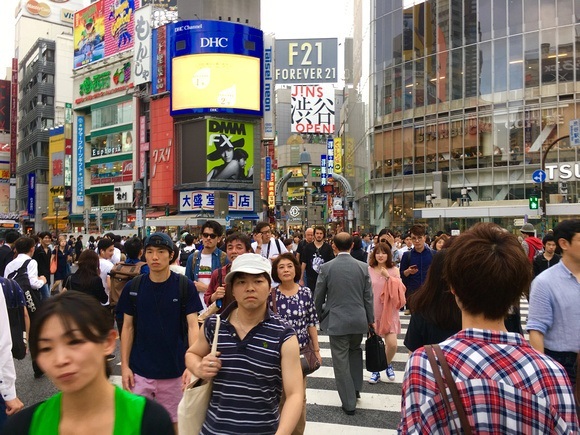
[2,292,173,435]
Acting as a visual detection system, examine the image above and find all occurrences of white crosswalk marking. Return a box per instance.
[110,301,529,433]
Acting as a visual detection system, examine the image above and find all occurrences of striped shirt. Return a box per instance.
[201,303,296,435]
[398,329,578,434]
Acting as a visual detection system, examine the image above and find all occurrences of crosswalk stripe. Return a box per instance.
[109,301,530,433]
[304,422,396,434]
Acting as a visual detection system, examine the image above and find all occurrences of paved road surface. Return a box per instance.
[12,301,530,434]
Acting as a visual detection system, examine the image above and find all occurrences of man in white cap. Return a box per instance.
[520,223,543,263]
[186,253,303,434]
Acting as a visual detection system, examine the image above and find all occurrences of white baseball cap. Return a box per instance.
[225,253,272,285]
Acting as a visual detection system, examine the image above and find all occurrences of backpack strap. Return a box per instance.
[129,274,144,336]
[178,274,189,343]
[9,259,32,280]
[275,238,282,255]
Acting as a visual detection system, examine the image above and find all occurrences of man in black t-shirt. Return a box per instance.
[0,231,19,277]
[300,226,335,294]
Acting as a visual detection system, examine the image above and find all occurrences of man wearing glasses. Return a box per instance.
[185,220,228,309]
[252,222,288,261]
[399,224,434,314]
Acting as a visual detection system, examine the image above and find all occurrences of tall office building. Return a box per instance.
[347,0,580,234]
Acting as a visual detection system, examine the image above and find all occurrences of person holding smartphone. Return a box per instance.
[399,224,434,315]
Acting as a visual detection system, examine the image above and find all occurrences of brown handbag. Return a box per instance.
[425,344,473,435]
[270,288,321,375]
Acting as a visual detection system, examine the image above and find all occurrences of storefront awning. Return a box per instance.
[42,214,69,222]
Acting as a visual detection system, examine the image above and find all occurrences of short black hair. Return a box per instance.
[6,230,21,244]
[123,237,143,260]
[542,233,556,246]
[201,220,223,237]
[97,238,115,254]
[14,236,35,254]
[554,219,580,250]
[184,234,194,246]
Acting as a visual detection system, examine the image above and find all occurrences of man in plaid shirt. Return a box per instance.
[398,223,578,434]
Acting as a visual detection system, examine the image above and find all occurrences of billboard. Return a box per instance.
[262,34,275,140]
[73,1,105,68]
[275,38,338,84]
[291,85,335,134]
[74,0,140,69]
[0,81,10,133]
[76,116,85,206]
[167,20,263,117]
[180,118,255,185]
[207,119,254,182]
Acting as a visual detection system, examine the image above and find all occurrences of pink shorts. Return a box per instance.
[133,373,183,423]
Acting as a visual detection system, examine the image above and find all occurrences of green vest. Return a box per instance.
[29,386,146,434]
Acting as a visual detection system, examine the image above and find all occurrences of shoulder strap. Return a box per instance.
[270,288,277,314]
[425,345,472,435]
[178,274,189,341]
[275,238,282,254]
[217,265,223,285]
[130,274,144,330]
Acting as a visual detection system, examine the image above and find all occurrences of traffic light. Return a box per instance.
[529,196,539,210]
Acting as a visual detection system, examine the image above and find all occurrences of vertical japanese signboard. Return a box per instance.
[76,117,85,206]
[133,5,152,86]
[327,137,334,177]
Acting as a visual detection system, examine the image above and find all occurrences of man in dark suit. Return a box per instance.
[314,232,374,415]
[0,231,20,277]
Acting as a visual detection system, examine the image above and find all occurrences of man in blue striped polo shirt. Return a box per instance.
[186,253,303,434]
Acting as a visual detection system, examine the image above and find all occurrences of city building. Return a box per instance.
[13,0,87,233]
[345,0,580,235]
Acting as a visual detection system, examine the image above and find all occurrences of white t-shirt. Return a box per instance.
[99,258,114,302]
[251,239,288,260]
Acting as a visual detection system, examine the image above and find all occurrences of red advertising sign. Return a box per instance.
[10,59,17,179]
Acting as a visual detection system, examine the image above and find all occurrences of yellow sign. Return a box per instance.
[334,137,342,174]
[172,54,260,112]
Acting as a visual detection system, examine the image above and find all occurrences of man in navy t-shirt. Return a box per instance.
[118,232,202,432]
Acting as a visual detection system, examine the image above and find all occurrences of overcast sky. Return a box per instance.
[0,0,352,77]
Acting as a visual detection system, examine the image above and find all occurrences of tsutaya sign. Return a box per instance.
[545,163,580,180]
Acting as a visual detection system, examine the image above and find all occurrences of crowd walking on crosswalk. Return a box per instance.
[0,219,579,433]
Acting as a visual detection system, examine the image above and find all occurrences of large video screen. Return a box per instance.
[171,54,260,116]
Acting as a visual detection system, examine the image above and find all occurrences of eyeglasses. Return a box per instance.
[260,230,271,235]
[202,233,218,239]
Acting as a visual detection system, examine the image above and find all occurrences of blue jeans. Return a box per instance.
[0,395,6,431]
[39,283,50,300]
[545,348,577,387]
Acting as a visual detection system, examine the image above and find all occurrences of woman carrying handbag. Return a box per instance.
[186,253,304,434]
[271,253,322,435]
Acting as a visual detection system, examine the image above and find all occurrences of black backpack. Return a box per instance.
[2,277,27,359]
[129,273,190,344]
[179,247,194,267]
[7,259,41,315]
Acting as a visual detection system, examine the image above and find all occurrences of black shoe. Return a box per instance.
[341,406,356,415]
[33,372,44,379]
[355,391,361,399]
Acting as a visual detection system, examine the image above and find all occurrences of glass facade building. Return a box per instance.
[353,0,580,234]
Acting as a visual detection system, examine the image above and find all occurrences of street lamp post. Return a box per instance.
[53,197,61,238]
[134,180,146,240]
[299,149,312,231]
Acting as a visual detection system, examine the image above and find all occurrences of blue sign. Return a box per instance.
[327,138,334,177]
[265,156,271,181]
[532,169,547,183]
[167,20,264,117]
[570,119,580,147]
[321,154,327,186]
[76,116,85,206]
[28,173,35,216]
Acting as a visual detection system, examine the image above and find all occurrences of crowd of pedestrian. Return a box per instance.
[0,218,578,433]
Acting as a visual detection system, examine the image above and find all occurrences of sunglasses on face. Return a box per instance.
[202,233,218,239]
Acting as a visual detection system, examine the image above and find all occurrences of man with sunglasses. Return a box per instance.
[185,220,228,309]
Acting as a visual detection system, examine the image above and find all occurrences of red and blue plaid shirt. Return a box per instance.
[398,329,578,434]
